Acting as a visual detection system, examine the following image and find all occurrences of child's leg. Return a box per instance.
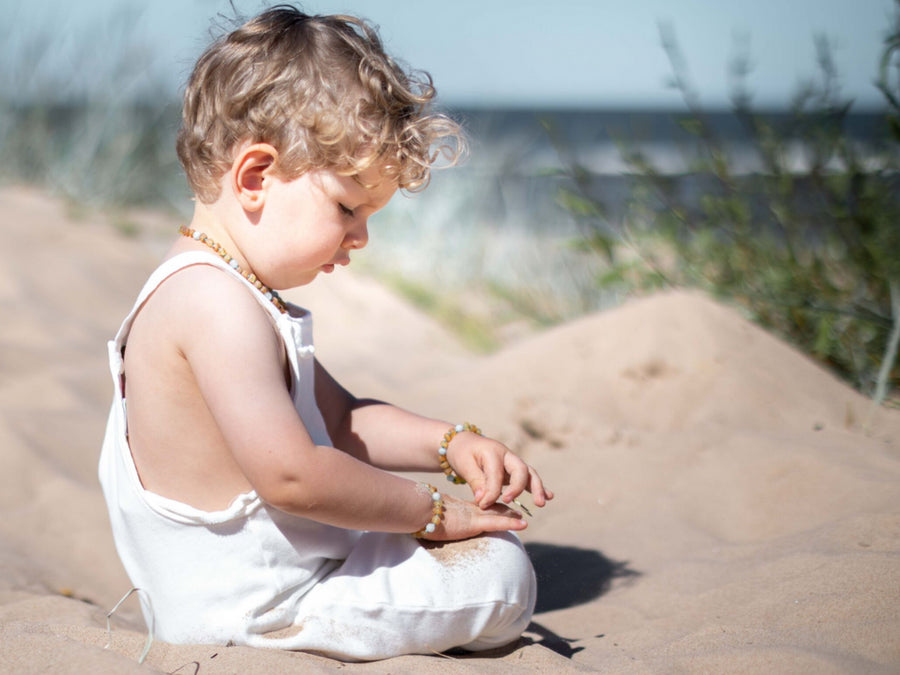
[251,531,536,661]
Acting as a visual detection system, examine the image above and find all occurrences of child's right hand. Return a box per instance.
[421,494,527,542]
[443,432,553,511]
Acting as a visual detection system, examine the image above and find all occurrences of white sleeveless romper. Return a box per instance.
[98,252,536,661]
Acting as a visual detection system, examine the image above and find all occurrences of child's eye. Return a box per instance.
[338,203,354,217]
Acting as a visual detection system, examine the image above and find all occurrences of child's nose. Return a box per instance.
[344,220,368,249]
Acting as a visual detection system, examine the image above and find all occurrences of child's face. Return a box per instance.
[254,163,397,289]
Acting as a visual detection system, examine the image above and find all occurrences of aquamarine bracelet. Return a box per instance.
[438,422,482,484]
[412,483,444,538]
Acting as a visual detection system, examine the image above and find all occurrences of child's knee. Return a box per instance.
[482,532,537,610]
[459,533,536,650]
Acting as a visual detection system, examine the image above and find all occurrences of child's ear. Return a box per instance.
[232,143,279,212]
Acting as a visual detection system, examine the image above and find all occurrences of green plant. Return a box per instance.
[556,9,900,405]
[381,274,500,353]
[0,7,188,211]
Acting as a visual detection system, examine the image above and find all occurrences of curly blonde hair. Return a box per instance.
[176,5,465,203]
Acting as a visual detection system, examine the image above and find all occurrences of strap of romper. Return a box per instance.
[112,251,286,351]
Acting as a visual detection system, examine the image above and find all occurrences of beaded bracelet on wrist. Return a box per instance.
[412,484,444,538]
[438,422,482,485]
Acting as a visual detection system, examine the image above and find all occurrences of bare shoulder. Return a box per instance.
[125,262,287,400]
[142,263,281,352]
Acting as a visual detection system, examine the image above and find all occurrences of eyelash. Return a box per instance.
[338,203,355,217]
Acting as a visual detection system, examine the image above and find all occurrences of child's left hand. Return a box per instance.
[445,432,553,511]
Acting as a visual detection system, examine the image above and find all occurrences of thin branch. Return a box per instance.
[866,279,900,432]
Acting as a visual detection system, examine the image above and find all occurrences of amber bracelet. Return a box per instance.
[412,484,444,538]
[438,422,482,484]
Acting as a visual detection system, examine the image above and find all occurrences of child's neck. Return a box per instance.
[185,200,251,274]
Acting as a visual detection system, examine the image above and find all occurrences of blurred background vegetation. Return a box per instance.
[553,5,900,406]
[0,5,187,211]
[1,1,897,402]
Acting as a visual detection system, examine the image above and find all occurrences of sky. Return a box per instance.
[3,0,896,109]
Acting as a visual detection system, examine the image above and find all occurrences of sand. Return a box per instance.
[1,185,898,674]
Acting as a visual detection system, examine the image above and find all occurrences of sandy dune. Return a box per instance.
[1,186,898,674]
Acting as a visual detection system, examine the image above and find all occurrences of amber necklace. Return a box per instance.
[179,225,287,314]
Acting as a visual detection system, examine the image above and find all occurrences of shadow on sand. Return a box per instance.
[525,542,638,613]
[522,542,639,658]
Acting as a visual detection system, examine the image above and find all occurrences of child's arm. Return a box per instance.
[174,272,526,539]
[315,361,553,511]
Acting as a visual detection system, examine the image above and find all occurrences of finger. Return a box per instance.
[543,484,555,502]
[526,467,552,507]
[476,509,528,533]
[478,451,505,509]
[451,453,491,504]
[462,467,487,504]
[501,455,530,503]
[433,498,525,541]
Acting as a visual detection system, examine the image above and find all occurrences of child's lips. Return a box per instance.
[322,258,350,273]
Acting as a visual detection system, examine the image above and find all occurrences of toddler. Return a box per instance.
[99,5,552,661]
